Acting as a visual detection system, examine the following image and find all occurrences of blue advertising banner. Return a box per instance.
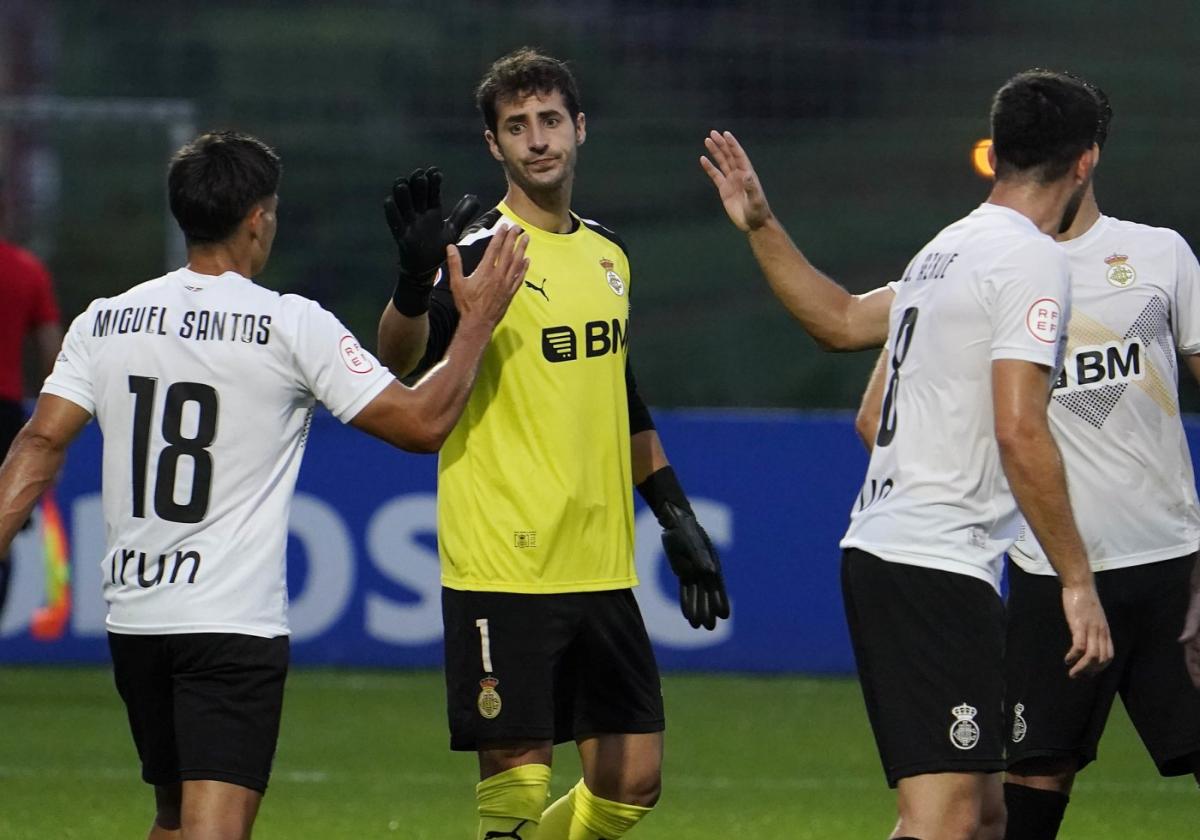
[12,409,1192,673]
[1,409,870,672]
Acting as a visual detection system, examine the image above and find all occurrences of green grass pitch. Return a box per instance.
[0,667,1193,837]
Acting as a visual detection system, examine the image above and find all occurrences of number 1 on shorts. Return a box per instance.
[475,618,494,673]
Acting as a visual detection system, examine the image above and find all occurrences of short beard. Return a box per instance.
[503,150,575,201]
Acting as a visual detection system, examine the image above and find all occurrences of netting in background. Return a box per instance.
[3,0,1199,409]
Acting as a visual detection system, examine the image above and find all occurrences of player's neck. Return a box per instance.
[185,242,254,278]
[986,178,1082,237]
[1055,188,1101,243]
[502,183,574,234]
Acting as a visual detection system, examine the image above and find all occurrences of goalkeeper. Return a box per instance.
[376,48,728,840]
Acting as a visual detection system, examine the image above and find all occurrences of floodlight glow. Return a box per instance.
[972,139,995,178]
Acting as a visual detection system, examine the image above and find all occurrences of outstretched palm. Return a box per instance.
[700,130,773,232]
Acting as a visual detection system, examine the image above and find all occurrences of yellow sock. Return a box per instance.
[535,779,653,839]
[477,764,552,840]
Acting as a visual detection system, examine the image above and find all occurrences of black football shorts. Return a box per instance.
[108,631,290,792]
[842,548,1007,787]
[1006,554,1200,776]
[442,587,665,751]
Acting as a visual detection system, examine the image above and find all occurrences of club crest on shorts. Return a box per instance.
[600,258,625,296]
[949,702,980,751]
[1011,702,1027,743]
[1104,253,1136,288]
[477,676,502,719]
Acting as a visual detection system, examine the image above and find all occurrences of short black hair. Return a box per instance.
[990,70,1101,183]
[168,131,281,245]
[1068,73,1113,149]
[475,47,582,134]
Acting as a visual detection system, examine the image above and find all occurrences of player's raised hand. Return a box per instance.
[384,167,480,283]
[1061,582,1113,678]
[1179,557,1200,689]
[660,501,731,630]
[448,224,529,329]
[700,130,773,233]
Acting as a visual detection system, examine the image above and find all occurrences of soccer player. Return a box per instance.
[708,72,1200,838]
[702,71,1113,840]
[996,83,1200,838]
[0,179,62,618]
[376,48,729,840]
[0,130,529,840]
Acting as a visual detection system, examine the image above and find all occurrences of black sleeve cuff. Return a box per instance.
[637,466,692,527]
[391,267,441,317]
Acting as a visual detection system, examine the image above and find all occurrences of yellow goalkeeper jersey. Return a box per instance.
[433,201,637,593]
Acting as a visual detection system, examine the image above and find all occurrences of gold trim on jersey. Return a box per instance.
[1060,311,1175,416]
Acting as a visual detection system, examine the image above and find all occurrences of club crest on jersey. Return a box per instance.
[1011,702,1028,743]
[600,258,625,296]
[477,676,502,719]
[949,702,980,750]
[1104,253,1136,288]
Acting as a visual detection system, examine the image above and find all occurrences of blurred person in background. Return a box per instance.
[704,70,1112,840]
[0,130,527,840]
[377,47,728,840]
[0,175,62,620]
[707,70,1200,839]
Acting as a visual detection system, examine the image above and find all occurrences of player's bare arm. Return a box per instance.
[854,350,888,452]
[0,394,90,554]
[992,358,1113,677]
[700,129,891,351]
[378,299,430,379]
[378,167,480,378]
[353,226,529,452]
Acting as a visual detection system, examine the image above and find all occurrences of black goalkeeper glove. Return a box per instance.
[383,167,479,316]
[638,467,730,630]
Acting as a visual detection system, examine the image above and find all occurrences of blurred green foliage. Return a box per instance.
[14,0,1200,408]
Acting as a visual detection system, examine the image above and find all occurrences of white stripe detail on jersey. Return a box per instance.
[434,214,509,287]
[457,215,511,248]
[579,216,618,239]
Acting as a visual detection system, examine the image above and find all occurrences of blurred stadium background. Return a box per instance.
[2,2,1199,837]
[5,0,1200,409]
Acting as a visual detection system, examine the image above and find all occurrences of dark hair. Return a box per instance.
[475,47,581,134]
[1066,73,1113,149]
[990,70,1101,183]
[168,131,281,244]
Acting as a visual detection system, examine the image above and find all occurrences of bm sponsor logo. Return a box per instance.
[541,318,628,363]
[1054,340,1143,392]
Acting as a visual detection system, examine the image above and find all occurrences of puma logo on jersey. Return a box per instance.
[1053,340,1143,392]
[524,278,550,301]
[484,821,530,839]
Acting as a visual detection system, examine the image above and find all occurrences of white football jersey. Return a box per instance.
[1010,216,1200,574]
[841,204,1070,590]
[42,267,391,637]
